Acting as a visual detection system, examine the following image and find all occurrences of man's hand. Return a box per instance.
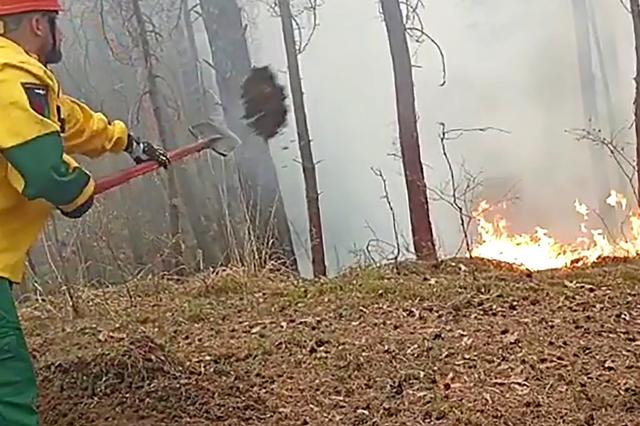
[125,134,170,168]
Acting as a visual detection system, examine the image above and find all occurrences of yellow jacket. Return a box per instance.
[0,37,129,283]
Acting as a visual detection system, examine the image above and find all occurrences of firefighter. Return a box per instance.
[0,0,170,423]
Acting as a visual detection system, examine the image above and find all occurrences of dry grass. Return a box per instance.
[21,259,640,425]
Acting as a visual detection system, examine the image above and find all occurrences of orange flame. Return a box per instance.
[471,191,640,270]
[606,190,627,210]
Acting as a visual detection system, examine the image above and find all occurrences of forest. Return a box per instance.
[20,0,640,290]
[8,0,640,424]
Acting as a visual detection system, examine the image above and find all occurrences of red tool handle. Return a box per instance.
[95,141,210,195]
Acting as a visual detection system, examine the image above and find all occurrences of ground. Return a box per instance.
[20,259,640,425]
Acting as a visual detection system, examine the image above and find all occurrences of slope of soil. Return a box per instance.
[21,259,640,425]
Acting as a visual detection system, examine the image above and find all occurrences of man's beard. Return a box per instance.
[44,14,62,65]
[44,46,62,65]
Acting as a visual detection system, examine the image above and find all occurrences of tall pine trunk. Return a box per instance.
[277,0,327,277]
[199,0,298,271]
[631,0,640,205]
[570,0,614,217]
[131,0,183,270]
[587,1,628,206]
[173,3,228,266]
[180,2,248,262]
[380,0,437,261]
[131,0,216,270]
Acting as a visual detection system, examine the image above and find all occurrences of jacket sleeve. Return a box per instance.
[59,95,129,158]
[0,64,95,218]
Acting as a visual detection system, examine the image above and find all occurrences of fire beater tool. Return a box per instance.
[95,65,288,196]
[95,120,240,195]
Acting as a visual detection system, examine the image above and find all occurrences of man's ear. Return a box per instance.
[29,14,46,38]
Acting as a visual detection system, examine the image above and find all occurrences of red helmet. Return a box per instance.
[0,0,62,16]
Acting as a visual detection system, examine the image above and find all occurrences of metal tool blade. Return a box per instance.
[189,120,242,157]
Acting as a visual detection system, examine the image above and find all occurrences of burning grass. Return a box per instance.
[471,190,640,271]
[21,260,640,425]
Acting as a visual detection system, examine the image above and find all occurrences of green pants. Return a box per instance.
[0,278,39,425]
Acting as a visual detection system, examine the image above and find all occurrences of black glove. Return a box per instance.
[58,196,94,220]
[125,134,170,169]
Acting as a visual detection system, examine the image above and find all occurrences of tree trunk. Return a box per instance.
[199,0,298,271]
[133,0,226,271]
[116,187,146,267]
[180,1,251,264]
[380,0,437,262]
[587,1,628,207]
[570,0,615,216]
[571,0,600,123]
[181,0,209,123]
[277,0,327,277]
[131,0,182,271]
[587,2,618,136]
[631,0,640,205]
[181,2,219,191]
[49,216,72,284]
[173,3,228,267]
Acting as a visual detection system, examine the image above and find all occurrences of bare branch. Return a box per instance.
[405,26,447,86]
[378,0,447,86]
[621,0,632,13]
[567,127,639,206]
[443,126,511,140]
[262,0,324,55]
[371,167,402,266]
[434,122,512,260]
[438,123,474,258]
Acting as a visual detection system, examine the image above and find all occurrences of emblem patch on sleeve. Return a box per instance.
[21,83,50,118]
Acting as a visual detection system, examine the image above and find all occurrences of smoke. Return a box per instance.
[231,0,636,275]
[55,0,637,278]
